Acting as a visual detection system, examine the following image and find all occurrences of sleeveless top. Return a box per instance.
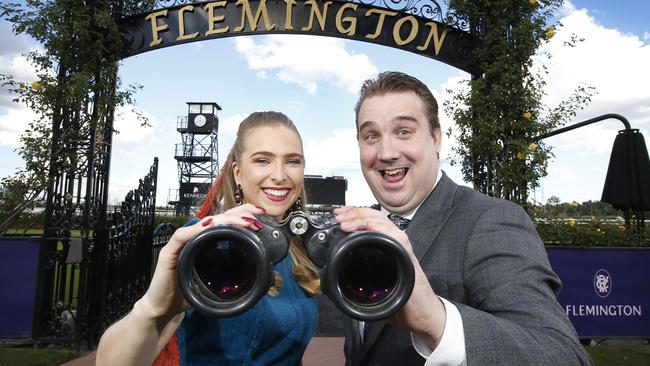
[173,221,318,366]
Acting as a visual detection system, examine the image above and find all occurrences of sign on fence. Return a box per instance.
[547,247,650,338]
[0,237,41,338]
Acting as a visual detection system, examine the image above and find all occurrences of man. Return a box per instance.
[333,71,592,365]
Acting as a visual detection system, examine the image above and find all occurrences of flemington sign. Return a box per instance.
[118,0,481,75]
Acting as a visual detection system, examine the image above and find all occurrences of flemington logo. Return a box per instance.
[565,267,642,317]
[594,268,612,298]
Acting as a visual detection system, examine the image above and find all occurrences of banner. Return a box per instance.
[547,247,650,338]
[0,238,41,337]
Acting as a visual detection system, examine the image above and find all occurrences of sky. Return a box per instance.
[1,0,649,208]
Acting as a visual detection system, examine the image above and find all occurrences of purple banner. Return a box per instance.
[547,247,650,338]
[0,238,41,337]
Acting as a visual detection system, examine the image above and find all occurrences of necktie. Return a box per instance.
[388,213,411,230]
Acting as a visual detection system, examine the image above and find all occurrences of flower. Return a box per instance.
[523,111,532,120]
[516,151,526,160]
[19,82,26,89]
[529,0,538,5]
[596,228,601,233]
[529,143,538,151]
[570,201,579,208]
[546,26,556,40]
[568,219,576,227]
[31,81,42,90]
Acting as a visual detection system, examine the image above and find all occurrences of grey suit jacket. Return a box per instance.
[344,173,592,365]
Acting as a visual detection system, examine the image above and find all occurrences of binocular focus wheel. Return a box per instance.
[177,226,274,317]
[322,231,416,321]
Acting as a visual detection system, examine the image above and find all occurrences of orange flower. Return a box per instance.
[31,81,42,90]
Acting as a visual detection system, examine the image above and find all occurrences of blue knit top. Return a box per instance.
[176,223,318,366]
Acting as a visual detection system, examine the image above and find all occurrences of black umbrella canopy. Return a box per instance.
[601,129,650,211]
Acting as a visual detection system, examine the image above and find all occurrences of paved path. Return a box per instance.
[61,337,346,366]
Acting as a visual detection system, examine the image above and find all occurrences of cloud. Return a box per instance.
[0,22,40,108]
[0,106,39,147]
[537,5,650,152]
[303,128,374,205]
[234,35,378,95]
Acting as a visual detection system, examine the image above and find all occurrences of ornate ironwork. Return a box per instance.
[150,0,471,31]
[96,158,159,333]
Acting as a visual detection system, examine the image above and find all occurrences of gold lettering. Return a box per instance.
[416,22,449,55]
[302,0,332,31]
[145,10,169,47]
[335,3,357,36]
[283,0,296,30]
[177,5,199,40]
[205,1,229,35]
[235,0,276,32]
[364,8,397,40]
[393,16,418,45]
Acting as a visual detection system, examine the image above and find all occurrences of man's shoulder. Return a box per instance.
[448,179,526,216]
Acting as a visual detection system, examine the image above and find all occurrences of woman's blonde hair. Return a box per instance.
[197,111,320,296]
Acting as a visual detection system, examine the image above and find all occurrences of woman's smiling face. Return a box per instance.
[232,125,305,218]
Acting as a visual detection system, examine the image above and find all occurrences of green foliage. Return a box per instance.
[445,0,596,206]
[530,200,649,247]
[0,0,152,231]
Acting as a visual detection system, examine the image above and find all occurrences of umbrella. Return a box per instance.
[601,128,650,230]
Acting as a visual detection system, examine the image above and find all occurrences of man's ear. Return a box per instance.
[434,128,442,156]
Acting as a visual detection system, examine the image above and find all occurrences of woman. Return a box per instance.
[96,111,320,366]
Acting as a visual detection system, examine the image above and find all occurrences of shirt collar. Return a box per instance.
[380,167,442,220]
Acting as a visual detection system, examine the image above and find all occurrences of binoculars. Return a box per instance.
[177,211,415,321]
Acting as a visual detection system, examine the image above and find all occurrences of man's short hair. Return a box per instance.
[354,71,440,136]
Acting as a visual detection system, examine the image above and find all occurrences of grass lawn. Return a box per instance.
[0,347,78,366]
[586,343,650,365]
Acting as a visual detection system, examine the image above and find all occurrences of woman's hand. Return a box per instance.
[139,204,267,323]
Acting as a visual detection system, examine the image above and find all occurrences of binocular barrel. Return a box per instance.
[177,213,415,321]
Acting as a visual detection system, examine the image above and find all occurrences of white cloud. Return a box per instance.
[0,106,39,147]
[537,5,650,149]
[303,128,374,205]
[234,35,378,95]
[0,22,41,107]
[644,31,650,41]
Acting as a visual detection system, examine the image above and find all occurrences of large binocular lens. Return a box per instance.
[177,215,415,321]
[178,226,277,317]
[321,232,414,320]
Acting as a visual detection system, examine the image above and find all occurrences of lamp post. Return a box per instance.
[535,114,650,233]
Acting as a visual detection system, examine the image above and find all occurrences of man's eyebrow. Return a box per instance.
[358,116,418,132]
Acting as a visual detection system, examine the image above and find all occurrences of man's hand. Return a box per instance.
[334,206,446,349]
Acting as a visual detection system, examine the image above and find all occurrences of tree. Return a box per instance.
[445,0,595,207]
[546,195,561,206]
[0,0,151,232]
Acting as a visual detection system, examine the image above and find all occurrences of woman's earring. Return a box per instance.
[293,196,302,212]
[235,184,243,206]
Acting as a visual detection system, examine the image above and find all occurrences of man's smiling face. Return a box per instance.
[357,91,441,214]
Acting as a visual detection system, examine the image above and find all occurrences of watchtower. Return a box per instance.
[170,102,221,216]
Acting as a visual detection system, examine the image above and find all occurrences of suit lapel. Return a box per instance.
[357,173,459,363]
[408,173,458,261]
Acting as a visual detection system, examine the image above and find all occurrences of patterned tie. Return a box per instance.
[388,213,411,230]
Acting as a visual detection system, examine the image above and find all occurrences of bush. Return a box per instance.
[535,218,649,247]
